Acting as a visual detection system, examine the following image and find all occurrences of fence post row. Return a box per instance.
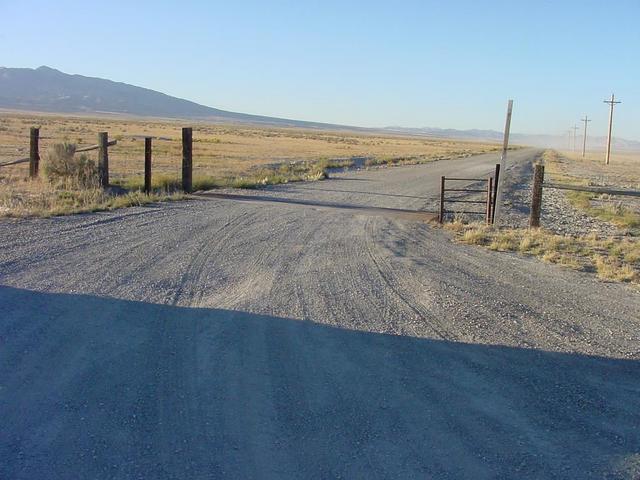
[529,164,544,228]
[144,137,152,194]
[182,127,193,193]
[98,132,109,188]
[29,127,40,178]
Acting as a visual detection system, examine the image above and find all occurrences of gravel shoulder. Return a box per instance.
[1,148,639,479]
[499,152,624,236]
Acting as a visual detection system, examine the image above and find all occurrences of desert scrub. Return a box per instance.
[114,159,328,193]
[0,175,186,218]
[43,143,98,188]
[594,255,637,282]
[0,142,187,217]
[443,220,638,285]
[461,226,490,245]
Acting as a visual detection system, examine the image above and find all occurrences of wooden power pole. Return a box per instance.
[603,93,621,165]
[492,99,513,225]
[581,115,591,158]
[572,125,580,153]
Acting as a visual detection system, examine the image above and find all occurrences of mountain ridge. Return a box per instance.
[1,66,638,150]
[0,66,345,129]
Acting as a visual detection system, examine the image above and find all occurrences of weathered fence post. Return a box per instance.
[491,163,500,223]
[486,177,493,224]
[182,127,193,193]
[98,132,109,187]
[529,164,544,228]
[439,176,445,223]
[144,137,152,194]
[29,127,40,178]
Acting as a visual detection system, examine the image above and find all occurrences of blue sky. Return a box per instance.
[1,0,638,139]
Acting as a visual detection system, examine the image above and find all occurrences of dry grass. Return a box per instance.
[558,149,640,188]
[0,112,499,181]
[0,175,186,218]
[593,255,637,282]
[1,140,187,217]
[0,112,499,217]
[444,220,639,285]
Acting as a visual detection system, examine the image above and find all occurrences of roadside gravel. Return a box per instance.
[498,153,621,236]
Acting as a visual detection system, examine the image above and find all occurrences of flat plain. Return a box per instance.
[0,111,499,180]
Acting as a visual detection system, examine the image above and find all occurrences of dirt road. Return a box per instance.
[1,149,639,479]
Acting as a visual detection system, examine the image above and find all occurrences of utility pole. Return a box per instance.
[572,125,580,153]
[492,99,513,226]
[603,93,621,165]
[581,115,591,158]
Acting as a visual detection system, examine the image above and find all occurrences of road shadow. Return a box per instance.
[1,285,638,479]
[323,176,373,182]
[283,185,431,200]
[194,191,437,222]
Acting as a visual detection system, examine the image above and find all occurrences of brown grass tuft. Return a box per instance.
[442,221,639,285]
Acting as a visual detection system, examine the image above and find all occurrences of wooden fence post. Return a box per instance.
[29,127,40,178]
[529,164,544,228]
[98,132,109,187]
[491,163,500,223]
[439,176,445,223]
[182,127,193,193]
[486,177,493,224]
[144,137,152,194]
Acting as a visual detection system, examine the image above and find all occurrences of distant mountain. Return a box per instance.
[0,66,341,128]
[1,66,638,151]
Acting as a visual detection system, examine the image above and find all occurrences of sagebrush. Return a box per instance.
[43,143,98,188]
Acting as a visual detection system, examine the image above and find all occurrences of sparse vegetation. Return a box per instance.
[0,142,188,217]
[444,220,639,285]
[0,112,499,217]
[542,149,640,234]
[0,174,186,218]
[42,142,98,188]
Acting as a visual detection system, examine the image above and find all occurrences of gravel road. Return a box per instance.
[1,148,639,479]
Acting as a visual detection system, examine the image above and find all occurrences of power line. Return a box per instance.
[581,115,591,158]
[571,125,580,153]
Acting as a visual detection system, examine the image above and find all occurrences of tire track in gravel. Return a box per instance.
[362,216,453,340]
[378,218,637,356]
[170,211,253,307]
[264,213,327,319]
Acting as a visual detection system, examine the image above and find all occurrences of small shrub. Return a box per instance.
[43,143,98,188]
[519,235,535,252]
[488,231,519,251]
[594,255,638,282]
[444,218,466,233]
[461,227,489,245]
[542,251,561,263]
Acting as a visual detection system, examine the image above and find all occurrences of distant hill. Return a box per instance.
[1,66,638,151]
[0,66,340,128]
